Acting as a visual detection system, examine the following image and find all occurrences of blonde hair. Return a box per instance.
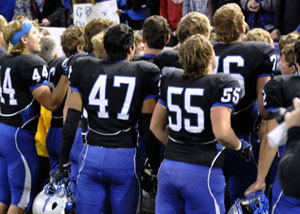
[179,34,213,79]
[279,33,299,53]
[176,12,210,44]
[84,18,113,52]
[244,28,273,45]
[0,15,7,32]
[92,31,107,59]
[3,17,37,56]
[61,25,84,57]
[213,3,244,43]
[281,44,296,66]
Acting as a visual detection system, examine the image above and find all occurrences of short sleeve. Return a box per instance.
[263,78,284,116]
[69,60,82,93]
[24,64,49,92]
[212,75,242,110]
[141,63,160,100]
[257,43,276,78]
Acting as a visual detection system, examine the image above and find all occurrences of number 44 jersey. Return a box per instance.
[214,41,275,133]
[0,54,48,131]
[69,57,160,148]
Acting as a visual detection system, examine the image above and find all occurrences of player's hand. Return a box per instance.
[271,29,281,41]
[53,163,70,182]
[237,139,252,162]
[244,180,266,196]
[40,18,51,27]
[141,161,158,198]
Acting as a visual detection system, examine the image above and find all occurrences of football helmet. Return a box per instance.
[228,191,269,214]
[32,178,75,214]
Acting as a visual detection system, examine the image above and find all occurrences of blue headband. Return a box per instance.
[11,22,33,46]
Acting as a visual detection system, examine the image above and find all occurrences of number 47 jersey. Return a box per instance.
[214,41,275,133]
[69,57,160,148]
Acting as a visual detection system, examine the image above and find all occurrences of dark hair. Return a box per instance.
[295,38,300,65]
[104,24,134,61]
[143,15,170,49]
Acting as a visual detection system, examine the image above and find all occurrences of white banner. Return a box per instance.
[73,1,120,26]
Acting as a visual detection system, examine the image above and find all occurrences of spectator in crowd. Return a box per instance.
[13,0,32,20]
[213,3,276,206]
[0,17,68,214]
[240,0,276,31]
[0,0,16,22]
[278,97,300,199]
[271,0,300,40]
[160,0,182,47]
[31,0,66,27]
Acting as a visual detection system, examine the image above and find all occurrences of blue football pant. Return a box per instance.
[0,124,39,211]
[76,145,141,214]
[156,159,225,214]
[271,173,300,213]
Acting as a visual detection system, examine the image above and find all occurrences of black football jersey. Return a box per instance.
[69,57,160,147]
[214,41,276,133]
[0,54,48,131]
[263,75,300,119]
[159,67,242,166]
[153,49,182,71]
[48,57,66,127]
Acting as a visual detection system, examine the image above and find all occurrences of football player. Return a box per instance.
[154,12,211,70]
[55,24,160,214]
[0,17,68,214]
[245,38,300,213]
[213,3,276,205]
[150,34,250,214]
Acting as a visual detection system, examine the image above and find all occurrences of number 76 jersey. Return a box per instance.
[214,41,276,133]
[69,57,160,147]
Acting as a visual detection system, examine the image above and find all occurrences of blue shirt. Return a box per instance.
[0,0,16,21]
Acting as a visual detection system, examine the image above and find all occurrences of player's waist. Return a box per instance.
[86,129,137,148]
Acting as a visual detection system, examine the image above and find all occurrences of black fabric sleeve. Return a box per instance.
[278,126,300,199]
[141,113,162,174]
[58,108,81,169]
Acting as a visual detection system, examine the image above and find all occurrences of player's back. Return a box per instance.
[160,67,241,167]
[214,41,276,132]
[0,54,47,131]
[69,56,160,147]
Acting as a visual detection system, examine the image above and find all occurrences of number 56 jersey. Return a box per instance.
[214,41,275,133]
[69,57,160,148]
[159,68,242,166]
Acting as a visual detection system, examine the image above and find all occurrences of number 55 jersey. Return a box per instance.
[159,68,242,167]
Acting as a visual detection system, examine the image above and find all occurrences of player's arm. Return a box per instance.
[245,118,278,195]
[257,76,271,119]
[32,75,69,111]
[150,102,169,145]
[211,106,241,150]
[55,91,82,180]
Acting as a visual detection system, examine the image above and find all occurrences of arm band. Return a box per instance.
[141,113,162,174]
[59,108,81,169]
